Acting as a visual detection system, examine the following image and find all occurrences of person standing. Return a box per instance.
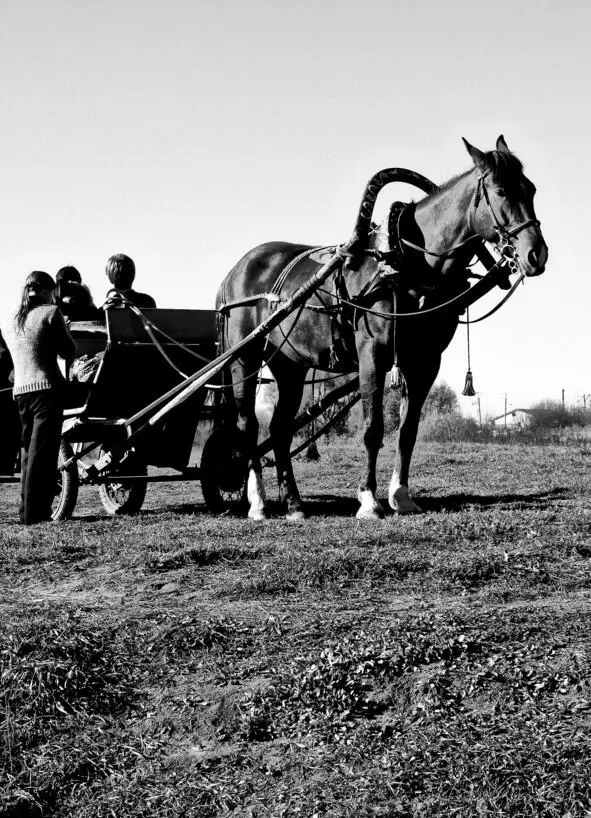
[2,271,76,524]
[0,329,20,474]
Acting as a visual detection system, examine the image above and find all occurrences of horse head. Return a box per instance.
[462,135,547,277]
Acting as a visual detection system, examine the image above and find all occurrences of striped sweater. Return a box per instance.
[2,305,76,396]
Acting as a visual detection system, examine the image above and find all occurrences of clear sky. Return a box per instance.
[1,0,588,419]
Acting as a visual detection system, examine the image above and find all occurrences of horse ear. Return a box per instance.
[462,137,486,170]
[496,134,510,153]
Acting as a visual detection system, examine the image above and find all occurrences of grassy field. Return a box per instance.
[1,439,591,817]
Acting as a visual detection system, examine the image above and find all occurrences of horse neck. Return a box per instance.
[411,170,476,272]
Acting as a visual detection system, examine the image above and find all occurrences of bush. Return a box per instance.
[528,400,591,430]
[418,410,492,443]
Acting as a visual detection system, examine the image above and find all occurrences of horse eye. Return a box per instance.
[495,188,506,197]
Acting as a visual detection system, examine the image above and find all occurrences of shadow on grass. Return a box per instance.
[298,487,571,518]
[417,487,570,513]
[301,494,387,517]
[68,488,571,523]
[72,503,214,522]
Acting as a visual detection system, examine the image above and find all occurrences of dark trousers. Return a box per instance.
[16,390,63,525]
[0,390,20,474]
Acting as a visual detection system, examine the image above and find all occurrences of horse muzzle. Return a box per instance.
[515,228,548,277]
[522,240,548,276]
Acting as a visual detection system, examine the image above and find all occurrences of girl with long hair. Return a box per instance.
[3,271,76,524]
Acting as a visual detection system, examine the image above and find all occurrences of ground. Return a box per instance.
[1,440,590,817]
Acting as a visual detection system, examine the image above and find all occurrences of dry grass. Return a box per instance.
[1,440,591,816]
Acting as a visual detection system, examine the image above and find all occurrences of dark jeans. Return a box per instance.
[16,390,63,525]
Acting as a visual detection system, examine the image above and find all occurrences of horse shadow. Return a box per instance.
[70,487,571,522]
[300,486,571,517]
[417,487,570,513]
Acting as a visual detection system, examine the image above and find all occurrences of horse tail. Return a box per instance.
[215,309,227,354]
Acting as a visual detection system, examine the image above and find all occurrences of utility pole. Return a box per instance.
[477,395,482,427]
[562,388,565,408]
[504,393,508,431]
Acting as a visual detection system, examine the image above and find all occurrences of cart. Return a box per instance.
[44,249,361,520]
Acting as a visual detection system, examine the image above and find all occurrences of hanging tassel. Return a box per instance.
[461,306,476,396]
[305,439,320,460]
[389,364,407,396]
[306,371,321,460]
[462,369,476,396]
[328,344,339,370]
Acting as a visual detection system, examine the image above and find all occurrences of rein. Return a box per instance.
[313,258,523,322]
[398,170,540,265]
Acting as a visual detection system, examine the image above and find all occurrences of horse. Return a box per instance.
[215,136,548,520]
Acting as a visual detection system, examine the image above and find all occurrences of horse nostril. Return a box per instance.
[527,248,539,269]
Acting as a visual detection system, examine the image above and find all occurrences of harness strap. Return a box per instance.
[218,292,283,313]
[401,234,481,257]
[270,246,330,296]
[217,246,336,313]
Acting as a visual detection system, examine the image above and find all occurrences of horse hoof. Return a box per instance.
[356,507,384,521]
[286,509,306,522]
[389,487,422,515]
[396,504,422,516]
[356,490,385,520]
[248,508,268,521]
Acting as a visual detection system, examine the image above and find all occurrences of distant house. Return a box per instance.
[491,408,535,433]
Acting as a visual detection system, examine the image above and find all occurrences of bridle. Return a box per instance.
[398,169,542,274]
[469,170,542,272]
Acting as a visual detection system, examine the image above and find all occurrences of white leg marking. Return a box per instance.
[356,489,385,520]
[247,470,267,520]
[388,479,422,515]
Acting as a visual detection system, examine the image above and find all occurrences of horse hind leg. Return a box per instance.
[230,350,268,520]
[267,355,307,521]
[356,344,387,520]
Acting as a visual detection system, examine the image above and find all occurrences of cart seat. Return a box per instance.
[64,307,219,467]
[65,308,218,419]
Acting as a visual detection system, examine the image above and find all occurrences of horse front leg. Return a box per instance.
[268,356,306,521]
[389,360,439,514]
[230,353,268,520]
[356,342,386,520]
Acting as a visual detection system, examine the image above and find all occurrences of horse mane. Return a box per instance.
[420,149,524,207]
[481,149,523,184]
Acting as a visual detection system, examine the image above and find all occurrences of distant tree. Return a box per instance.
[529,400,590,429]
[422,382,458,417]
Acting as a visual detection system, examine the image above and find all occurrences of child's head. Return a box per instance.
[106,254,136,289]
[56,266,82,285]
[16,271,57,329]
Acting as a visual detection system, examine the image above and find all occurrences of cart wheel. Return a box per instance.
[98,457,148,516]
[51,440,79,521]
[200,428,248,512]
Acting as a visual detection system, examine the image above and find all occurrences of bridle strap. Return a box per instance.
[397,171,541,263]
[476,171,541,241]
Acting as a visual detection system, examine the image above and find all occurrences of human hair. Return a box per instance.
[105,254,136,289]
[15,271,56,331]
[56,266,82,284]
